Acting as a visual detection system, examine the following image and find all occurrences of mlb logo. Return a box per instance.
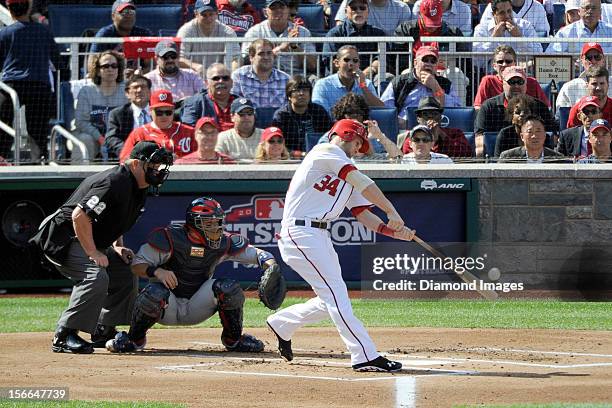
[255,198,284,220]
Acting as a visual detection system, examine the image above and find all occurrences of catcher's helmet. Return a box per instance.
[186,197,225,249]
[329,119,369,153]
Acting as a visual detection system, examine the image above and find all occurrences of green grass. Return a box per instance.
[1,297,611,333]
[455,404,612,408]
[0,402,184,408]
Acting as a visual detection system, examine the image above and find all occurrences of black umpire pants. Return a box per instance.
[0,80,53,161]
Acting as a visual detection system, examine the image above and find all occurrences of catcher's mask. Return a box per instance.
[186,197,225,249]
[328,119,369,154]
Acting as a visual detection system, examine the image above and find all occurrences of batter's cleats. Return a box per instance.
[52,327,94,354]
[91,324,118,348]
[224,334,265,353]
[105,331,146,353]
[352,356,402,372]
[266,321,293,361]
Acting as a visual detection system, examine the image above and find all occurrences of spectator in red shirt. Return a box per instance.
[120,90,197,161]
[474,45,550,109]
[175,117,234,164]
[401,96,473,158]
[567,66,612,128]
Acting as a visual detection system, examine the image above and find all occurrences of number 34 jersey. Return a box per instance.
[282,143,371,223]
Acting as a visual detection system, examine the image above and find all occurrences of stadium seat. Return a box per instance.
[369,107,399,144]
[553,3,565,34]
[463,132,475,156]
[440,107,475,133]
[540,81,552,103]
[330,2,341,21]
[48,5,182,38]
[484,132,497,157]
[255,107,279,129]
[558,106,571,132]
[305,132,324,152]
[297,4,326,34]
[57,81,75,129]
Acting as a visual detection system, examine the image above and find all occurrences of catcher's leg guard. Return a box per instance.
[212,278,245,347]
[127,283,170,342]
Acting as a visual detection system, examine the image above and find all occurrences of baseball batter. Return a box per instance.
[267,119,416,372]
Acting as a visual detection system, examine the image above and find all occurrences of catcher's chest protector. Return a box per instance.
[163,225,230,299]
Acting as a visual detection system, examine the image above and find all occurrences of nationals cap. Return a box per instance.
[415,45,439,60]
[112,0,135,13]
[195,117,220,131]
[231,98,256,114]
[581,42,604,57]
[410,124,433,140]
[329,119,369,154]
[261,127,284,143]
[589,119,611,133]
[420,0,443,28]
[577,95,601,112]
[502,65,526,81]
[150,90,174,109]
[195,0,218,13]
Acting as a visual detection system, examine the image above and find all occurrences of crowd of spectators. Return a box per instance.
[1,0,612,165]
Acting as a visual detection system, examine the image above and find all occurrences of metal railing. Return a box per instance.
[0,81,22,165]
[49,125,89,164]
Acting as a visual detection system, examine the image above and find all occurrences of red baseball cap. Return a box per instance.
[502,66,526,81]
[329,119,369,154]
[261,127,284,143]
[195,117,220,131]
[577,95,601,112]
[150,90,174,109]
[420,0,443,28]
[415,45,439,60]
[581,42,604,57]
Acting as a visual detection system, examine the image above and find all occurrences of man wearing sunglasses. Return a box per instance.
[145,40,204,103]
[401,125,454,164]
[566,66,612,128]
[475,66,556,156]
[558,95,604,157]
[30,141,173,354]
[474,45,550,109]
[120,90,197,161]
[215,98,263,160]
[557,43,612,111]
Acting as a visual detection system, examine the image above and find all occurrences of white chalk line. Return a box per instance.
[395,377,416,408]
[465,347,612,358]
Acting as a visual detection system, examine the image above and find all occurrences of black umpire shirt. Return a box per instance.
[54,164,147,249]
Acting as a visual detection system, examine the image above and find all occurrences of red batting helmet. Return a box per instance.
[329,119,369,154]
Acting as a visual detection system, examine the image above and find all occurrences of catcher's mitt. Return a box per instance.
[258,263,287,310]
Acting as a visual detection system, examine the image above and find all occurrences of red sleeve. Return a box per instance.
[567,104,580,128]
[338,164,357,180]
[119,127,143,162]
[473,76,488,108]
[350,205,373,217]
[402,137,413,154]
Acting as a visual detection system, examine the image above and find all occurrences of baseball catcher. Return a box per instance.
[106,196,286,353]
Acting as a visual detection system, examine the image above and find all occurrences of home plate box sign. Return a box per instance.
[125,186,468,283]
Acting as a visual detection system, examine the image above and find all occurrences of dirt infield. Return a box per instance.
[1,327,611,407]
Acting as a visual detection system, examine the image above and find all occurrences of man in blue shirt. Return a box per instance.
[0,0,61,162]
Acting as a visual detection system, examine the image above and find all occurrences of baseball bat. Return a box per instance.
[413,235,499,300]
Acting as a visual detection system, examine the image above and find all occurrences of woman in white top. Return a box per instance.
[402,125,454,164]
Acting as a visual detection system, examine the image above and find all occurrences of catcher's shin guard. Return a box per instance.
[212,278,245,347]
[128,283,170,342]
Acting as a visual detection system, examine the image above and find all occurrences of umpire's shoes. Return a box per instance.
[352,356,402,372]
[52,326,94,354]
[224,334,265,353]
[105,331,146,353]
[266,321,293,361]
[91,324,118,348]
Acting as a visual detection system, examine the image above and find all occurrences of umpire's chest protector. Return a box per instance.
[157,225,230,299]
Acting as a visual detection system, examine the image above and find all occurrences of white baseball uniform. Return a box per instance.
[267,143,380,365]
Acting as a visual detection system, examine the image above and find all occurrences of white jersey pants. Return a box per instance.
[268,225,379,365]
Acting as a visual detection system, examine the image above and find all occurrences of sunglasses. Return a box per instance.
[349,5,368,11]
[582,107,600,115]
[412,137,432,143]
[421,56,438,64]
[160,53,177,60]
[584,54,603,62]
[267,137,284,144]
[506,78,525,86]
[118,8,136,16]
[495,59,514,65]
[209,75,231,81]
[99,63,119,69]
[154,109,174,116]
[342,57,360,63]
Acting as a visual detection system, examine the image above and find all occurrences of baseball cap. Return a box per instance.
[194,0,218,13]
[415,46,439,60]
[112,0,135,13]
[150,90,175,109]
[261,127,284,143]
[589,119,611,133]
[565,0,581,12]
[266,0,288,8]
[195,117,220,131]
[415,96,443,114]
[502,66,526,81]
[581,42,604,57]
[329,119,370,154]
[578,95,601,112]
[231,98,256,114]
[155,40,179,57]
[419,0,443,28]
[347,0,367,6]
[410,125,433,140]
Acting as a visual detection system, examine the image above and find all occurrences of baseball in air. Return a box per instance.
[488,267,501,281]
